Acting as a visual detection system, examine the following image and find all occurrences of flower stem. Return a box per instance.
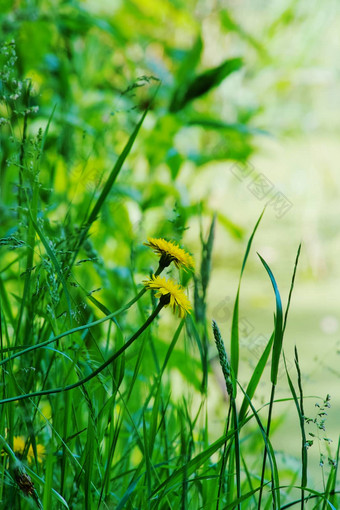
[0,262,166,369]
[0,302,164,404]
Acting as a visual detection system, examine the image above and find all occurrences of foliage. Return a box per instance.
[0,1,339,509]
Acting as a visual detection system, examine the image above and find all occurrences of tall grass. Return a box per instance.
[0,33,339,510]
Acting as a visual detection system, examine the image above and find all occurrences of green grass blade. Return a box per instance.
[279,486,340,509]
[42,436,55,509]
[257,254,283,386]
[186,314,205,373]
[116,478,140,510]
[283,244,301,334]
[237,382,281,509]
[25,465,69,509]
[15,175,40,346]
[231,400,241,509]
[239,332,274,421]
[241,452,257,507]
[284,352,307,509]
[84,415,95,510]
[86,107,149,228]
[142,413,152,507]
[40,103,57,154]
[329,436,340,508]
[73,101,155,265]
[30,214,73,323]
[160,320,184,376]
[230,209,265,385]
[150,430,239,499]
[0,289,145,369]
[294,348,308,506]
[222,485,264,509]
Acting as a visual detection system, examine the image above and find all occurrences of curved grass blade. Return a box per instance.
[295,348,307,508]
[25,465,69,509]
[279,486,340,509]
[329,437,340,508]
[222,485,264,509]
[257,254,283,386]
[86,107,149,228]
[237,382,280,509]
[284,351,307,509]
[239,332,274,422]
[73,94,156,263]
[230,209,265,387]
[0,287,146,368]
[241,452,258,508]
[150,429,241,499]
[84,415,95,509]
[283,244,301,334]
[257,254,283,509]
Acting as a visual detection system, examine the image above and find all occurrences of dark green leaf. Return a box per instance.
[170,57,243,112]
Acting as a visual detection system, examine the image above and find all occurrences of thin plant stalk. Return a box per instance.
[295,348,307,509]
[257,246,301,508]
[284,349,307,510]
[212,320,240,509]
[216,405,232,510]
[258,384,276,510]
[257,255,284,510]
[0,261,165,369]
[0,301,165,404]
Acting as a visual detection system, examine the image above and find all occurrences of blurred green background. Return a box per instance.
[1,0,339,491]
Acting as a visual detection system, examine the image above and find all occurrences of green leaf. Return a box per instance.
[188,117,270,137]
[170,57,243,112]
[30,215,73,323]
[258,254,283,386]
[150,430,237,499]
[25,466,69,509]
[239,333,274,421]
[230,210,264,387]
[84,416,95,510]
[176,34,203,84]
[223,485,263,509]
[215,211,244,239]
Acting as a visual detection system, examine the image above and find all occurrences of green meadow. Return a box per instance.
[0,1,339,508]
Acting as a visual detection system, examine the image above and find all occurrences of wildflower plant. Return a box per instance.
[144,237,194,271]
[143,274,192,317]
[12,437,45,465]
[0,7,339,510]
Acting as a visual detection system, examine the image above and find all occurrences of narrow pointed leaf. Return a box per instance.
[239,332,274,421]
[230,209,265,385]
[170,57,243,112]
[258,254,283,386]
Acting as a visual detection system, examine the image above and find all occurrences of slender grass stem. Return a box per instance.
[258,383,276,510]
[18,81,31,211]
[0,302,164,404]
[0,287,145,366]
[0,261,166,368]
[216,404,232,510]
[231,398,241,510]
[294,348,307,510]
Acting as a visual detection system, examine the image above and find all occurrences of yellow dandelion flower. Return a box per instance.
[13,436,45,464]
[144,237,194,271]
[13,436,25,456]
[27,443,45,464]
[143,275,192,318]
